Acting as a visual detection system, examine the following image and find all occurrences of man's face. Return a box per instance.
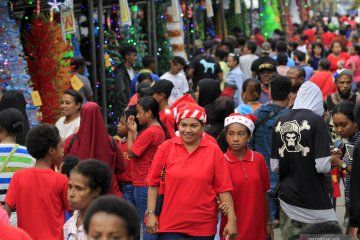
[287,69,304,92]
[126,53,137,65]
[259,69,276,86]
[170,62,184,75]
[336,75,352,99]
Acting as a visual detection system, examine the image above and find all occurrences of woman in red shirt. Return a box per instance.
[126,96,167,240]
[220,113,274,240]
[146,104,237,240]
[327,41,350,73]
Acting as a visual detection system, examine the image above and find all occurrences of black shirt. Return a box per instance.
[271,109,333,210]
[190,55,222,90]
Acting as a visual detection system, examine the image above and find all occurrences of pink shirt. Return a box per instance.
[63,210,87,240]
[345,55,360,82]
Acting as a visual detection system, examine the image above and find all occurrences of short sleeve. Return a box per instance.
[58,174,70,211]
[146,141,171,186]
[114,142,125,174]
[213,147,233,193]
[82,77,93,98]
[259,154,270,192]
[4,172,18,208]
[131,128,154,158]
[214,62,222,74]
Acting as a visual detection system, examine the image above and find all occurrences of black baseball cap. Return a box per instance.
[141,79,174,96]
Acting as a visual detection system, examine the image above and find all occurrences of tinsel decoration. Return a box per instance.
[0,0,38,126]
[25,15,72,124]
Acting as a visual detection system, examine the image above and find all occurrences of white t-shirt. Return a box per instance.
[161,72,189,105]
[239,54,259,80]
[55,116,81,141]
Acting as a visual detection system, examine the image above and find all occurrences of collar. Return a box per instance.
[140,69,153,73]
[173,134,208,147]
[224,147,254,162]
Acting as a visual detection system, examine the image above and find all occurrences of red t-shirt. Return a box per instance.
[5,168,69,240]
[131,125,166,186]
[159,109,176,139]
[322,32,335,47]
[303,28,316,43]
[220,148,270,240]
[0,222,33,240]
[146,137,233,236]
[327,52,350,73]
[116,140,133,183]
[310,70,337,99]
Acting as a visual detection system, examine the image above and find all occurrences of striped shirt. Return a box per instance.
[0,144,35,203]
[344,131,360,206]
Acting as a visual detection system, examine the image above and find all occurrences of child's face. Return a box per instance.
[117,116,128,138]
[348,46,355,56]
[136,104,151,126]
[88,212,131,240]
[226,56,237,69]
[51,141,64,164]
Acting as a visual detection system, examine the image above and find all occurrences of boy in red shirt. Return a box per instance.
[4,124,69,240]
[115,106,137,205]
[143,79,176,138]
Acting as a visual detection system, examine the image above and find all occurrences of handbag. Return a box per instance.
[0,144,19,173]
[155,165,166,216]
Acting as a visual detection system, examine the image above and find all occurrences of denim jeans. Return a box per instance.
[269,181,279,221]
[134,186,156,240]
[120,183,136,206]
[158,233,214,240]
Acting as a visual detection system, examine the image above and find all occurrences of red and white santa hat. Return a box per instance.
[176,104,207,124]
[224,113,257,134]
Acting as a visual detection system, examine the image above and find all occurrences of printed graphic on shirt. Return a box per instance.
[275,120,310,157]
[200,59,215,74]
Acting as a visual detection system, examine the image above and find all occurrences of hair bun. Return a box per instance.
[12,122,24,134]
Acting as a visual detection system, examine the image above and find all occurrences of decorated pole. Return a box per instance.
[98,0,107,123]
[36,0,40,16]
[151,0,158,74]
[88,0,98,102]
[219,0,225,39]
[147,0,152,55]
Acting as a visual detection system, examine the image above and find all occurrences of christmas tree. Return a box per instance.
[156,0,173,76]
[25,14,72,124]
[0,0,37,126]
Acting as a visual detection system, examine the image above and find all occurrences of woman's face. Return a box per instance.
[178,118,204,146]
[313,45,322,56]
[88,212,132,240]
[67,172,99,211]
[348,46,355,56]
[226,123,250,151]
[333,113,358,139]
[136,104,150,126]
[331,43,342,55]
[60,94,80,118]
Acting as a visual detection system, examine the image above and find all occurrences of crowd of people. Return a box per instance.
[1,17,360,240]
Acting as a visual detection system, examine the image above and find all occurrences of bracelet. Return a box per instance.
[145,210,155,216]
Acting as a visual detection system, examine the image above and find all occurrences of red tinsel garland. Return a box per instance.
[25,15,72,124]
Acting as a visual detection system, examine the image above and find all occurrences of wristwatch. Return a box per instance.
[145,210,155,216]
[341,161,348,171]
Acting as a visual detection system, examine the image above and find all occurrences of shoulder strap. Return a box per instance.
[0,144,20,173]
[68,134,77,153]
[254,105,284,133]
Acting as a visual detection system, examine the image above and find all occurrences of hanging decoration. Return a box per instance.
[0,0,38,126]
[25,15,72,124]
[167,0,187,60]
[235,0,241,14]
[205,0,214,18]
[48,0,61,21]
[119,0,132,26]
